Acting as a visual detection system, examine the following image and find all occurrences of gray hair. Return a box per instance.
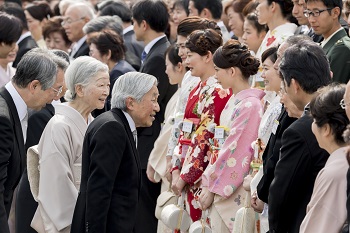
[13,48,58,90]
[65,2,96,20]
[50,50,69,71]
[83,15,123,36]
[64,56,109,101]
[111,72,158,110]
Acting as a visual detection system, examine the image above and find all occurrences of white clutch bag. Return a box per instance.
[155,181,177,220]
[189,210,212,233]
[160,192,192,232]
[232,191,256,233]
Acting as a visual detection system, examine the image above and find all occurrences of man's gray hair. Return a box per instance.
[66,2,96,20]
[13,48,59,90]
[111,72,158,110]
[83,15,123,36]
[64,56,109,101]
[50,50,69,71]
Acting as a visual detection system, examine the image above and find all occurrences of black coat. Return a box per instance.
[268,114,330,233]
[72,41,90,59]
[257,108,296,203]
[71,108,141,233]
[0,87,26,233]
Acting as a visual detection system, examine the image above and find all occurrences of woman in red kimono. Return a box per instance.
[171,28,232,222]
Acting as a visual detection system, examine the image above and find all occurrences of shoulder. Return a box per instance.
[87,111,125,136]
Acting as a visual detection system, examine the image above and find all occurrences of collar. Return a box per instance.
[320,27,343,47]
[123,25,133,35]
[5,82,27,121]
[17,31,32,45]
[72,35,87,53]
[144,35,166,54]
[216,21,225,28]
[122,110,136,132]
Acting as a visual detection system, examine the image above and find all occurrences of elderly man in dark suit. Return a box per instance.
[268,40,331,233]
[131,1,177,232]
[71,72,160,233]
[62,2,95,60]
[0,48,67,233]
[15,50,69,233]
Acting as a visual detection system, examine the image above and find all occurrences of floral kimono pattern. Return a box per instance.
[177,76,231,221]
[202,88,265,231]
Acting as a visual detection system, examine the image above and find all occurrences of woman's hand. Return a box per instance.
[172,174,186,195]
[251,191,264,213]
[146,162,156,183]
[165,156,172,182]
[243,174,253,191]
[198,187,214,210]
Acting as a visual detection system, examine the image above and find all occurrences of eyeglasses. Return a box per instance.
[51,86,63,97]
[61,17,85,26]
[340,98,350,109]
[303,8,333,17]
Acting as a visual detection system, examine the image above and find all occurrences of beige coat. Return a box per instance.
[31,103,93,233]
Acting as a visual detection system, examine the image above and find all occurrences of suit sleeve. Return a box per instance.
[0,115,14,233]
[268,126,312,232]
[85,121,127,232]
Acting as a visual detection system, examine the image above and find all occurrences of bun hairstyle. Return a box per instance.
[185,29,223,56]
[213,39,260,79]
[310,83,349,145]
[177,16,222,37]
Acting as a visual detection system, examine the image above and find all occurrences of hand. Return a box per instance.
[172,175,186,196]
[243,174,253,191]
[171,170,180,194]
[198,187,214,210]
[146,162,157,183]
[251,191,264,213]
[165,157,172,182]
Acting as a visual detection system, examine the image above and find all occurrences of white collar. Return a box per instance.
[17,31,32,45]
[122,110,136,132]
[144,35,166,54]
[5,82,28,121]
[123,25,133,35]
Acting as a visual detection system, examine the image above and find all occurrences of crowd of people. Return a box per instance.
[0,0,350,232]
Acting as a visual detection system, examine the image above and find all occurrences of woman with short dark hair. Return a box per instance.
[300,83,348,233]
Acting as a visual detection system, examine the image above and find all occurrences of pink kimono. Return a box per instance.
[202,88,265,231]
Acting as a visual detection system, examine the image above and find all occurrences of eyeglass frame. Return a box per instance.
[61,17,86,26]
[51,86,63,97]
[340,98,350,109]
[303,8,333,17]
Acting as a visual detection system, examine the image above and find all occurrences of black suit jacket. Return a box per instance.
[71,108,141,233]
[16,104,55,233]
[268,113,329,233]
[73,41,90,59]
[137,36,177,168]
[13,35,38,68]
[257,108,296,203]
[0,87,26,233]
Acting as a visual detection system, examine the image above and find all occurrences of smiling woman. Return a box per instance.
[31,56,109,233]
